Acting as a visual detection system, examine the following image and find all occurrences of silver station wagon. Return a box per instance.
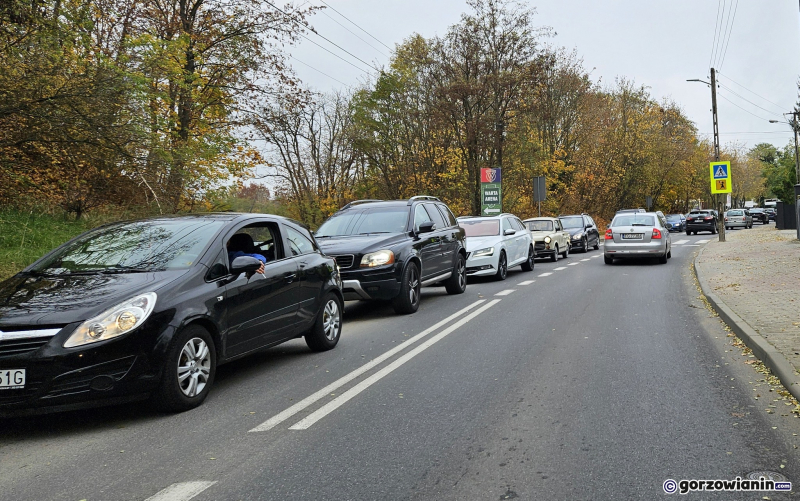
[604,212,672,264]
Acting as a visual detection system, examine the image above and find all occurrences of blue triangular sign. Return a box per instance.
[714,165,727,178]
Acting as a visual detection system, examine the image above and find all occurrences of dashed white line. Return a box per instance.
[288,300,502,430]
[591,255,600,258]
[495,289,515,296]
[567,262,579,266]
[517,280,535,285]
[684,244,700,247]
[673,239,689,245]
[250,300,487,432]
[145,482,217,501]
[580,259,591,262]
[553,267,567,271]
[538,272,553,277]
[696,239,710,244]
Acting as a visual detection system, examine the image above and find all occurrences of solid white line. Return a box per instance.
[538,272,553,277]
[289,300,502,430]
[249,300,486,432]
[696,239,710,244]
[553,267,567,271]
[517,280,535,285]
[673,239,689,245]
[495,289,515,296]
[580,259,590,262]
[684,244,700,247]
[145,482,216,501]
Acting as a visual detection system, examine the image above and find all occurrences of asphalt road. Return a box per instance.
[2,231,800,500]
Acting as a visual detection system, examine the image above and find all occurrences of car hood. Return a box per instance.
[465,235,500,252]
[316,233,407,255]
[564,228,585,236]
[529,230,555,241]
[0,270,186,327]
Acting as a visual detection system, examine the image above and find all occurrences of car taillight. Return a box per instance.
[652,228,662,239]
[704,216,713,220]
[605,228,613,240]
[724,217,728,221]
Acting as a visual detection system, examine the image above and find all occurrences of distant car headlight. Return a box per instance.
[64,292,157,348]
[360,250,395,268]
[544,236,551,244]
[472,247,494,257]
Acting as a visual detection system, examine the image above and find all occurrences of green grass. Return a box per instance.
[0,209,122,281]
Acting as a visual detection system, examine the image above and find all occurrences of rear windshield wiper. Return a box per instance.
[631,223,650,226]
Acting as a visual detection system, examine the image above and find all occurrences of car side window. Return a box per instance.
[437,204,459,227]
[512,218,525,231]
[226,222,283,265]
[414,204,433,231]
[501,218,513,233]
[425,203,447,229]
[205,249,229,281]
[286,226,316,256]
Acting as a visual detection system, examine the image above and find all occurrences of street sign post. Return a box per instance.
[533,176,546,217]
[710,161,732,194]
[481,168,502,215]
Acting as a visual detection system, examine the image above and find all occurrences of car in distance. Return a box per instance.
[764,207,777,221]
[0,214,343,416]
[604,212,672,264]
[558,213,600,252]
[685,210,718,235]
[615,208,647,214]
[458,214,534,280]
[314,196,467,314]
[523,217,571,262]
[748,207,769,224]
[724,209,752,230]
[664,214,686,232]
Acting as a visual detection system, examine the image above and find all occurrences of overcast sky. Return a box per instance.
[288,0,800,152]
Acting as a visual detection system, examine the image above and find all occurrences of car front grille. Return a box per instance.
[534,242,546,251]
[332,254,355,269]
[0,327,62,358]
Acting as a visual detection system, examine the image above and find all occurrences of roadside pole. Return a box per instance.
[710,68,726,242]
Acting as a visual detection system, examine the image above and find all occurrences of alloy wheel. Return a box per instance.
[409,266,420,306]
[177,337,211,398]
[457,258,466,290]
[322,299,341,341]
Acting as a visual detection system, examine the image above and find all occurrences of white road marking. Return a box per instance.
[250,300,486,432]
[696,239,710,244]
[145,482,216,501]
[553,267,567,271]
[495,289,515,296]
[673,239,689,245]
[567,262,579,266]
[517,280,535,285]
[684,244,700,247]
[580,258,590,262]
[538,272,553,277]
[289,300,502,430]
[591,255,600,258]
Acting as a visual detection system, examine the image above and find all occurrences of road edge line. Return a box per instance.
[694,245,800,402]
[249,299,487,432]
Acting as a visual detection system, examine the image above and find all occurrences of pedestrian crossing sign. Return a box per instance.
[709,161,731,194]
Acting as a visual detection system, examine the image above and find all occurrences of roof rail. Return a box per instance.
[407,195,440,205]
[340,199,383,210]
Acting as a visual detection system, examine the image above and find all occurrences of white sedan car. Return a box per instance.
[458,214,534,281]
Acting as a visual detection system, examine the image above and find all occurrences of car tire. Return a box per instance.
[550,245,558,262]
[562,244,569,259]
[392,262,421,314]
[521,245,535,271]
[582,237,589,253]
[711,225,717,234]
[494,251,508,281]
[667,248,672,258]
[305,293,342,352]
[444,253,467,295]
[155,324,216,412]
[659,253,668,264]
[604,255,613,265]
[593,237,600,250]
[686,230,691,236]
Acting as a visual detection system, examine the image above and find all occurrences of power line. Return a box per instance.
[318,9,389,58]
[718,94,779,122]
[718,83,783,116]
[715,0,733,69]
[299,34,374,74]
[718,0,738,70]
[709,0,723,70]
[716,71,788,111]
[290,56,350,86]
[319,0,393,51]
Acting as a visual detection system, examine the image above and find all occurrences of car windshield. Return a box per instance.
[666,214,682,221]
[316,207,408,236]
[459,219,500,236]
[612,215,656,227]
[526,220,553,232]
[30,219,225,274]
[559,217,584,229]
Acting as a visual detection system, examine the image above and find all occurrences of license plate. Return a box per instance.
[621,233,643,239]
[0,369,25,389]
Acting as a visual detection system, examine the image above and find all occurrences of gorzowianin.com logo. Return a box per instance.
[663,476,791,495]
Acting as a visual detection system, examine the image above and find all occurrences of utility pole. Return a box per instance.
[710,68,726,242]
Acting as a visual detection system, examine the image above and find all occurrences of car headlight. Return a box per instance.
[360,250,395,268]
[544,236,551,244]
[64,292,157,348]
[471,247,494,257]
[572,233,583,240]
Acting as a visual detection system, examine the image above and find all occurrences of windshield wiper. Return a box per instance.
[357,232,392,235]
[100,265,152,274]
[631,223,650,226]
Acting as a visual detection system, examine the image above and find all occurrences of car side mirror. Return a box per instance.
[585,224,592,229]
[503,228,516,236]
[417,221,435,234]
[231,256,262,274]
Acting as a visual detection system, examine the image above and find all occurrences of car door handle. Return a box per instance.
[285,273,297,283]
[299,261,308,269]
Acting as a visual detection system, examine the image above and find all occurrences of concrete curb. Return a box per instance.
[694,245,800,402]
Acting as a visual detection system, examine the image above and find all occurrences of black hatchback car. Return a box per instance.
[0,214,342,416]
[685,210,718,235]
[315,196,467,314]
[558,213,600,252]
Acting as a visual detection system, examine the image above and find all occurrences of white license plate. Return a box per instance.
[0,369,25,389]
[621,233,643,239]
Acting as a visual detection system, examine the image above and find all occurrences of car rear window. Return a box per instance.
[611,215,656,227]
[460,219,500,237]
[728,210,743,216]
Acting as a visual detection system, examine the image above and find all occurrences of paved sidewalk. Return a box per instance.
[695,223,800,396]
